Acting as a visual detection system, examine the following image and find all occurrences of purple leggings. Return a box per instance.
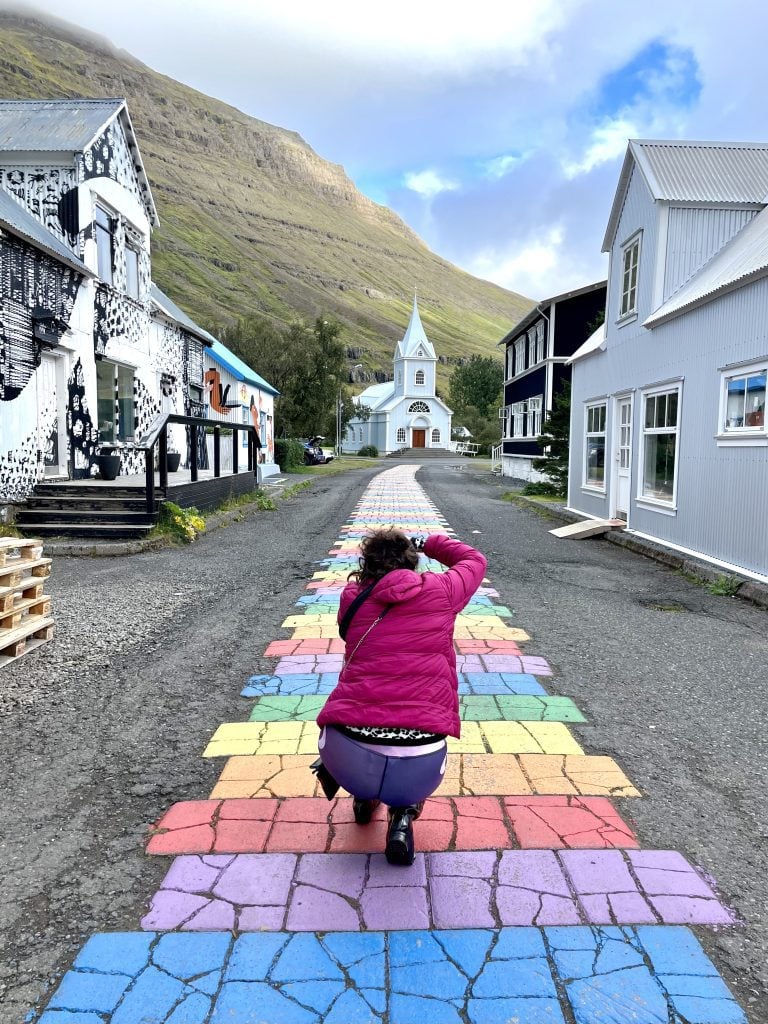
[318,726,447,807]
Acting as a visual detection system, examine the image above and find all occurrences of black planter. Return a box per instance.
[166,452,182,473]
[95,453,121,481]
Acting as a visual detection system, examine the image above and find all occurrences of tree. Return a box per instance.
[219,314,348,438]
[532,381,571,494]
[449,355,504,418]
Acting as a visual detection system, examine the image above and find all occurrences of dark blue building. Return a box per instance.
[499,280,606,481]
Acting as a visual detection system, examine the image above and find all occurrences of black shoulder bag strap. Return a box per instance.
[338,581,378,641]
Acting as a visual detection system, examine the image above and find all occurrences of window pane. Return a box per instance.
[598,406,606,431]
[117,365,135,441]
[96,223,113,284]
[645,396,655,429]
[586,438,605,485]
[125,248,139,299]
[96,361,115,443]
[725,377,746,428]
[745,373,766,427]
[654,393,667,428]
[643,432,676,501]
[666,391,677,426]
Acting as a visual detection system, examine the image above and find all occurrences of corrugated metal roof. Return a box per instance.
[0,98,124,151]
[603,139,768,251]
[209,339,280,396]
[645,205,768,327]
[635,140,768,203]
[150,284,218,347]
[0,188,90,274]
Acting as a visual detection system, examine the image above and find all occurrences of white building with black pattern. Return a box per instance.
[343,298,452,454]
[0,97,277,504]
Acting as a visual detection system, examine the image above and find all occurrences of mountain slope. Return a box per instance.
[0,7,532,386]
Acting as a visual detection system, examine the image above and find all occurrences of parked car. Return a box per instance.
[303,436,334,465]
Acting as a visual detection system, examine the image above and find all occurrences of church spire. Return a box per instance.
[396,294,436,360]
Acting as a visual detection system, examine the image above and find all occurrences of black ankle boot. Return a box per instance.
[385,807,416,865]
[352,798,380,825]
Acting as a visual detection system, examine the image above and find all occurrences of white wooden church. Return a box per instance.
[344,298,452,454]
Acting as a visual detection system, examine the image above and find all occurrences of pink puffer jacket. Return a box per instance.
[317,534,487,738]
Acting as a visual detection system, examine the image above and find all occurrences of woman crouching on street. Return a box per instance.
[315,528,487,865]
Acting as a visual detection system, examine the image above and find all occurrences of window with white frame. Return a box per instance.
[502,405,512,437]
[584,402,607,489]
[640,386,680,504]
[511,400,526,437]
[505,346,514,380]
[619,235,640,318]
[528,395,543,436]
[94,205,114,285]
[514,338,526,376]
[535,321,545,363]
[431,428,440,444]
[125,245,139,300]
[407,401,430,413]
[527,327,536,366]
[397,426,406,444]
[720,362,766,435]
[414,369,425,386]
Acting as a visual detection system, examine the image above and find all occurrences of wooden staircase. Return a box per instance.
[15,483,162,540]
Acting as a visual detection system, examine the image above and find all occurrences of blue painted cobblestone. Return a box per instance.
[38,927,746,1023]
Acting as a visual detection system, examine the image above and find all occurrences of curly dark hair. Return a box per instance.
[350,528,419,582]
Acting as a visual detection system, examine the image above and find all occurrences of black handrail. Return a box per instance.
[136,412,262,513]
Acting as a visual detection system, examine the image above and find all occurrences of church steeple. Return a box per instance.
[393,294,437,399]
[396,295,437,360]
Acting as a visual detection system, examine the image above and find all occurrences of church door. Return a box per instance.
[412,429,426,448]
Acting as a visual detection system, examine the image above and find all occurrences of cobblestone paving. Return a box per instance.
[34,466,747,1022]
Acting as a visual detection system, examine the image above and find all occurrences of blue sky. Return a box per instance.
[12,0,768,301]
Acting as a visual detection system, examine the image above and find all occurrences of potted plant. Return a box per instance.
[95,444,122,481]
[166,448,182,472]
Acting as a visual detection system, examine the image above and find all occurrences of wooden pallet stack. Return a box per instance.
[0,538,54,668]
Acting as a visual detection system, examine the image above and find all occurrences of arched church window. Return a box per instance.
[431,428,441,444]
[407,401,430,413]
[397,427,406,443]
[414,369,425,385]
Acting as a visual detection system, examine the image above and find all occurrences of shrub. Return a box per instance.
[160,501,205,543]
[521,481,564,497]
[357,445,379,458]
[275,438,306,470]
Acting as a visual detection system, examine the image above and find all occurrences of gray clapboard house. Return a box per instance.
[569,140,768,580]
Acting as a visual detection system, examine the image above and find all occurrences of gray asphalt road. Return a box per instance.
[1,462,765,1022]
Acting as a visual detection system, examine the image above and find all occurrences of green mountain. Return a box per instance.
[0,7,532,388]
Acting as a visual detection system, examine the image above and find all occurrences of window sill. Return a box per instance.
[636,497,677,516]
[581,484,606,495]
[715,433,768,447]
[615,313,638,328]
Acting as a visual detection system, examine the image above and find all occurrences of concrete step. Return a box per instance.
[16,522,155,540]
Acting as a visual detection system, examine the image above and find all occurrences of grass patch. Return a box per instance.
[216,490,277,513]
[281,481,313,500]
[0,523,23,538]
[501,492,558,520]
[707,574,743,597]
[286,458,381,476]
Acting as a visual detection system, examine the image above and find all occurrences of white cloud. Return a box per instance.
[481,153,530,180]
[403,169,460,200]
[562,117,639,178]
[467,226,571,297]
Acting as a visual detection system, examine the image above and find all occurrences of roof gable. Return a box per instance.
[645,204,768,327]
[0,98,158,226]
[150,284,217,347]
[603,139,768,252]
